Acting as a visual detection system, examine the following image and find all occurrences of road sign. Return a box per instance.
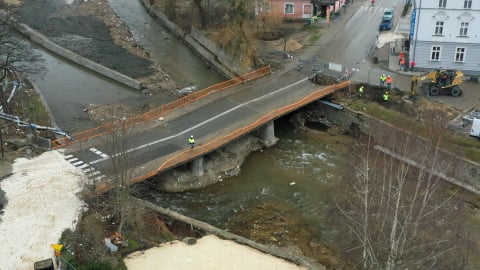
[409,8,416,40]
[51,244,63,257]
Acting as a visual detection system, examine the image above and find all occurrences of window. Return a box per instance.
[459,22,469,36]
[431,46,441,61]
[464,0,472,8]
[260,2,270,13]
[285,3,294,14]
[455,47,466,62]
[435,21,444,35]
[439,0,447,8]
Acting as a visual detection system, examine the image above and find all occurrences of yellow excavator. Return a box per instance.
[411,69,464,97]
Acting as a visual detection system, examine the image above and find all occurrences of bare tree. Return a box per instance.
[193,0,209,29]
[336,130,471,269]
[106,119,135,234]
[0,11,44,113]
[218,0,256,67]
[164,0,177,20]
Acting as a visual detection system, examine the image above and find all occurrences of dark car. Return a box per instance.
[379,19,393,31]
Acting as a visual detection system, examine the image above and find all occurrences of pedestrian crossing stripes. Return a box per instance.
[78,163,90,169]
[359,5,382,13]
[72,160,84,166]
[63,154,108,185]
[65,156,78,163]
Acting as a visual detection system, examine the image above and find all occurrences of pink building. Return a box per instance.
[256,0,313,20]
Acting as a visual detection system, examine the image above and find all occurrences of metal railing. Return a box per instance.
[52,66,271,149]
[94,80,350,194]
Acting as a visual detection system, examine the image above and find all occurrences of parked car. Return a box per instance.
[383,8,394,20]
[379,19,393,31]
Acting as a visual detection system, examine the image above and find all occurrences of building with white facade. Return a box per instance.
[409,0,480,75]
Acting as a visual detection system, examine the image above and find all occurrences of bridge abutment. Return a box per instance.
[257,121,278,147]
[191,157,205,176]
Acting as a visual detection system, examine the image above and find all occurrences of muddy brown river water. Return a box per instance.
[144,117,480,268]
[15,0,479,267]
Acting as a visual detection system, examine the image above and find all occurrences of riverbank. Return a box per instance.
[11,0,167,92]
[124,234,306,270]
[1,0,479,269]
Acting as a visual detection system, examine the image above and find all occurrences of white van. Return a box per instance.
[470,118,480,137]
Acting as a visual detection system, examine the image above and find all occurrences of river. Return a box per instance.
[27,0,225,132]
[107,0,225,89]
[29,48,151,132]
[143,116,480,267]
[25,0,479,267]
[143,119,353,266]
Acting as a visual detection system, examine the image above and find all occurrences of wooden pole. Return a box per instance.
[0,127,4,158]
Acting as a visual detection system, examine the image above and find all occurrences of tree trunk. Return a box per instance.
[193,0,208,29]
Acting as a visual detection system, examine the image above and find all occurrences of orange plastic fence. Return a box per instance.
[94,80,350,194]
[52,66,272,149]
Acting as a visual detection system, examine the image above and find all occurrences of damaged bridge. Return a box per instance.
[53,67,349,194]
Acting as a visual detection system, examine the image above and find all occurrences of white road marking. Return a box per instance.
[72,161,84,166]
[78,163,90,169]
[89,78,309,165]
[66,157,78,162]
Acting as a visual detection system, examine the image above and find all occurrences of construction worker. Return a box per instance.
[379,74,387,87]
[383,91,389,102]
[398,52,405,65]
[188,135,196,149]
[358,85,364,98]
[399,57,406,71]
[386,75,393,89]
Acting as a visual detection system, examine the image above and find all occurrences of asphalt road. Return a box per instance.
[61,70,340,187]
[291,0,480,112]
[59,0,479,187]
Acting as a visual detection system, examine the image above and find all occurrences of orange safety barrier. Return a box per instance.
[52,66,272,149]
[94,80,350,194]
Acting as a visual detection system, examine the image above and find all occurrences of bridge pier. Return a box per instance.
[191,157,204,176]
[257,120,278,147]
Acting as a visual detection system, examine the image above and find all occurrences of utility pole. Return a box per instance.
[0,127,4,158]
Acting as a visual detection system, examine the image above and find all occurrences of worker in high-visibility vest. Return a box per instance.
[358,85,364,98]
[386,75,393,89]
[379,74,387,87]
[188,135,196,149]
[383,91,390,102]
[399,57,406,71]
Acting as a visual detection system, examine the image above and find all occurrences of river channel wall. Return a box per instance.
[0,10,144,91]
[314,102,480,195]
[139,0,248,78]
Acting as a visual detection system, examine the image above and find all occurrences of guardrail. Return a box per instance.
[94,80,350,194]
[52,66,271,149]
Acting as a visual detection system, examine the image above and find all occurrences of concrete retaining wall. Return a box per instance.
[190,27,247,76]
[315,102,480,194]
[139,0,247,78]
[0,10,144,90]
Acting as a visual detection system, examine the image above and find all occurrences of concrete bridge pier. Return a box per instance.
[257,120,278,147]
[191,157,204,176]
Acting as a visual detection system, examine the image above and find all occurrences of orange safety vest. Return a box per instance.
[386,77,392,83]
[400,58,406,65]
